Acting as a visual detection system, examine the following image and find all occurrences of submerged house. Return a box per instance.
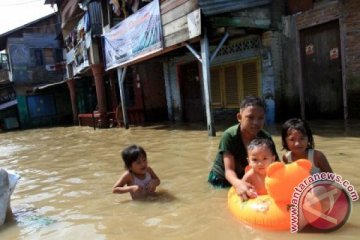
[0,71,18,130]
[282,0,360,120]
[47,0,284,136]
[0,13,72,129]
[46,0,177,129]
[44,0,167,129]
[3,0,359,133]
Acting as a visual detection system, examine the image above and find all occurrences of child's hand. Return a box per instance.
[235,181,254,201]
[146,180,158,193]
[131,185,143,194]
[247,188,258,199]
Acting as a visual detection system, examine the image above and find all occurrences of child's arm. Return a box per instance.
[315,150,333,173]
[224,153,254,200]
[146,167,160,193]
[112,171,139,194]
[241,170,258,199]
[282,155,289,164]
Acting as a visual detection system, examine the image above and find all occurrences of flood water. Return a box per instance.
[0,120,359,239]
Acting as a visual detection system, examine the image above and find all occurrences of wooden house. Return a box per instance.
[46,0,285,135]
[0,13,72,129]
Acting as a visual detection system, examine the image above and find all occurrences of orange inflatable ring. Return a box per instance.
[228,159,312,230]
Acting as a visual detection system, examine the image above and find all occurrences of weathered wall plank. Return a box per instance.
[164,28,190,47]
[161,0,189,14]
[160,0,199,48]
[163,16,187,37]
[161,0,197,25]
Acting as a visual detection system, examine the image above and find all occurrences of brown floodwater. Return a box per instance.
[0,120,359,239]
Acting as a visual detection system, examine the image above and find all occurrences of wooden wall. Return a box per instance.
[160,0,200,49]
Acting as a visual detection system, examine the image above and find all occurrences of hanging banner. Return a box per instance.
[102,0,163,70]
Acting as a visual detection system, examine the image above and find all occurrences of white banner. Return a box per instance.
[103,0,163,70]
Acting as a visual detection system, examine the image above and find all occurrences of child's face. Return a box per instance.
[129,155,148,175]
[237,106,265,137]
[247,145,275,174]
[286,129,309,154]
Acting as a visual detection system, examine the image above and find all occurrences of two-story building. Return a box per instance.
[3,0,360,134]
[46,0,284,136]
[0,13,72,129]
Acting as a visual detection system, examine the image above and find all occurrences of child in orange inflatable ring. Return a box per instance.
[242,138,277,198]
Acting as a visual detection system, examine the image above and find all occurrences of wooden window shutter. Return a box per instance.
[210,68,222,106]
[44,48,55,64]
[224,65,239,106]
[242,62,258,97]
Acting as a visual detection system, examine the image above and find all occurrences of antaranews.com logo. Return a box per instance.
[290,172,359,233]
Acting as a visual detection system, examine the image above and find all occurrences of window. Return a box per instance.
[31,48,57,66]
[34,49,43,66]
[0,53,8,64]
[211,59,260,108]
[27,95,56,118]
[43,48,55,64]
[0,53,9,70]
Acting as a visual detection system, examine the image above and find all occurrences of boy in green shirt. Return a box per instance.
[208,95,278,200]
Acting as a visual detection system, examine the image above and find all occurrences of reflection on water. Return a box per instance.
[0,120,359,239]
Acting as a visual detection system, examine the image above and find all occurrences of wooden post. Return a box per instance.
[185,30,228,136]
[66,78,78,124]
[117,67,129,129]
[91,64,108,128]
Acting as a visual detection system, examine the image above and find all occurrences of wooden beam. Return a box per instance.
[161,0,197,25]
[210,17,270,29]
[163,16,187,37]
[161,0,193,15]
[164,28,189,47]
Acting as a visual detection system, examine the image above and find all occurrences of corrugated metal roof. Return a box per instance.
[0,99,17,111]
[198,0,272,16]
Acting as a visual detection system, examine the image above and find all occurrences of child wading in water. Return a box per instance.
[112,144,160,200]
[242,138,277,198]
[281,118,333,174]
[208,95,279,201]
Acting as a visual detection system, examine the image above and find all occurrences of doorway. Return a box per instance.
[300,20,343,119]
[179,61,204,122]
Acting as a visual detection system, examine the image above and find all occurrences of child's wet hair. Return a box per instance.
[247,138,277,156]
[240,95,266,111]
[121,144,147,169]
[281,118,314,150]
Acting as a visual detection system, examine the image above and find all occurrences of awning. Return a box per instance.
[198,0,271,16]
[0,99,17,110]
[32,80,67,91]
